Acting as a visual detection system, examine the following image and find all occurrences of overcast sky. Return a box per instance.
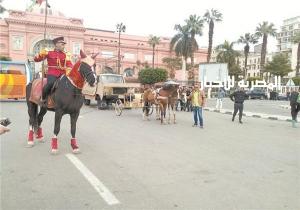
[2,0,300,52]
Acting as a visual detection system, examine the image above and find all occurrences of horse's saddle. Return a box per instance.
[29,78,58,109]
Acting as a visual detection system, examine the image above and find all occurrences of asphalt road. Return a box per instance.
[1,101,299,210]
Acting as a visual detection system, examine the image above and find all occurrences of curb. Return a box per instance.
[204,107,291,122]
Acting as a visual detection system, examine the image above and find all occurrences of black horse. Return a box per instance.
[26,50,97,154]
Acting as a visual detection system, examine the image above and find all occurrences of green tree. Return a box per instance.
[162,57,182,79]
[203,9,223,63]
[255,21,277,73]
[170,24,192,81]
[237,33,258,78]
[216,40,241,78]
[264,53,292,77]
[292,77,300,85]
[138,68,168,84]
[292,31,300,76]
[148,35,160,69]
[185,14,203,79]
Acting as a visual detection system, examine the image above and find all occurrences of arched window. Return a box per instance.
[103,66,114,74]
[33,39,54,56]
[123,68,134,77]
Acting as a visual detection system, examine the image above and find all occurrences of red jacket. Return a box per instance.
[34,49,73,77]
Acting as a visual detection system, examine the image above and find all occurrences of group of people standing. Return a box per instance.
[187,83,300,128]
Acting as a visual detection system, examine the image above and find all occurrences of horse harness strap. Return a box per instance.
[66,75,82,90]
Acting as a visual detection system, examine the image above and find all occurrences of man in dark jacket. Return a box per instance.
[290,87,300,128]
[230,87,248,124]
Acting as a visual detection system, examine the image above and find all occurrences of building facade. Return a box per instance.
[0,3,207,80]
[276,16,300,77]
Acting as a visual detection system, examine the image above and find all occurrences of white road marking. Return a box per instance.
[65,153,120,205]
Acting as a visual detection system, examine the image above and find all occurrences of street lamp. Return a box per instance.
[116,22,126,74]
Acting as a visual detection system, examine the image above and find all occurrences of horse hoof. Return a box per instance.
[51,149,58,155]
[72,149,80,154]
[27,141,34,147]
[37,138,45,143]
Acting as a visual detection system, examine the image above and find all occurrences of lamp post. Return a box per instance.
[116,23,126,74]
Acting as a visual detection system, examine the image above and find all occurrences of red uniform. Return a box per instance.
[34,49,73,77]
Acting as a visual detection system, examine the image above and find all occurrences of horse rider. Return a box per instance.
[34,36,73,107]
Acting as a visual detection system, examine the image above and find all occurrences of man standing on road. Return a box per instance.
[290,87,300,128]
[230,87,248,124]
[216,87,225,110]
[190,83,206,128]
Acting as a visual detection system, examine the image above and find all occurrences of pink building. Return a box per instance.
[0,3,207,80]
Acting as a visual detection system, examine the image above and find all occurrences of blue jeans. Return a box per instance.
[193,106,203,126]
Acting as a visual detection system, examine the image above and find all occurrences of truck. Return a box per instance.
[0,60,33,99]
[82,73,141,109]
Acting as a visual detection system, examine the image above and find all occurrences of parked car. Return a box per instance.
[277,93,288,101]
[246,88,268,99]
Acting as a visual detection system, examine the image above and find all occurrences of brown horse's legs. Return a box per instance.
[168,104,171,124]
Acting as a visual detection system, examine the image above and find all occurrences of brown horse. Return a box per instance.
[142,87,158,120]
[156,82,179,124]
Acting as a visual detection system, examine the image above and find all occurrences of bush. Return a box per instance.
[292,76,300,86]
[138,68,168,84]
[0,56,12,61]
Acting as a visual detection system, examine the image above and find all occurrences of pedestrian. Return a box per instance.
[230,87,248,124]
[216,87,225,110]
[189,83,206,128]
[185,87,192,112]
[290,87,300,128]
[34,36,73,107]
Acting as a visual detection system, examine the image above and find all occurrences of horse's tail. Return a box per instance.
[26,82,38,132]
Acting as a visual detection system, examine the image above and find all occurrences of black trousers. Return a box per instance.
[291,103,300,121]
[233,102,244,122]
[42,75,58,100]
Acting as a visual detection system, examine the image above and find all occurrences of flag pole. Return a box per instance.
[41,0,48,100]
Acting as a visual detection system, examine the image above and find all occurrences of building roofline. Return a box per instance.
[85,28,115,33]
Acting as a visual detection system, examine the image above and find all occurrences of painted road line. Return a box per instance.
[65,154,120,205]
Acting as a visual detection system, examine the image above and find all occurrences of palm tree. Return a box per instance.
[237,33,258,78]
[162,57,182,79]
[148,35,160,69]
[203,9,223,63]
[292,32,300,76]
[185,14,203,77]
[170,24,192,81]
[216,40,241,78]
[255,21,277,75]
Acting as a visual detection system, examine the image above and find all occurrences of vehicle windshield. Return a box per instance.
[0,63,26,75]
[100,75,124,83]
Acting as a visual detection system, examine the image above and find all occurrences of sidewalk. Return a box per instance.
[203,107,292,122]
